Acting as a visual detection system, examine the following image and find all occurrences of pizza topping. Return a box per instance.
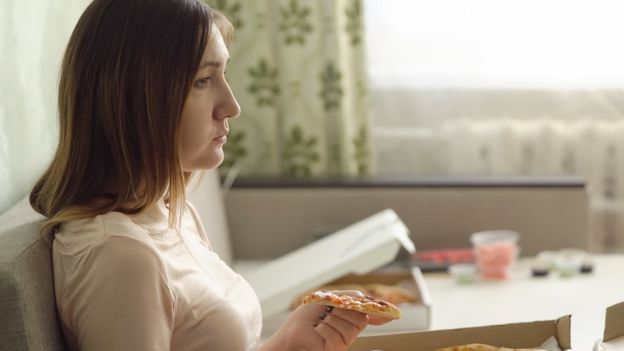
[290,282,418,310]
[301,290,401,320]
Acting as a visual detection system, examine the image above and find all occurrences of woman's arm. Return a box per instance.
[70,237,175,350]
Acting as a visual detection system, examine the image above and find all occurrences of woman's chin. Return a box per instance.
[181,151,224,172]
[203,156,224,171]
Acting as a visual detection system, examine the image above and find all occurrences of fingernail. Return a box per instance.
[325,306,334,313]
[319,312,327,320]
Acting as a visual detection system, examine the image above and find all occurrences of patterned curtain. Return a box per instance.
[206,0,373,178]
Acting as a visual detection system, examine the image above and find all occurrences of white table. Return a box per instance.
[422,254,624,350]
[235,255,624,350]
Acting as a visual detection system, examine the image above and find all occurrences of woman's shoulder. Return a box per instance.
[55,215,175,291]
[55,211,157,256]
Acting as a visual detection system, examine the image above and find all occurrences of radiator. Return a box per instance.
[374,118,624,251]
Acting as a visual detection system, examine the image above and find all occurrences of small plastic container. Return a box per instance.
[572,249,594,274]
[471,230,519,280]
[531,258,551,277]
[555,249,585,278]
[580,260,594,274]
[448,263,477,284]
[536,251,558,271]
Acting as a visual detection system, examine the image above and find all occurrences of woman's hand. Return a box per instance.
[260,302,368,351]
[330,290,394,327]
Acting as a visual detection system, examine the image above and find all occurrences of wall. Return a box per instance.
[224,178,590,259]
[0,0,90,214]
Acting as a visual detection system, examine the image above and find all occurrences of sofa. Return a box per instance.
[0,197,65,350]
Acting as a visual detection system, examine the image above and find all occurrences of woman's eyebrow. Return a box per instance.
[198,57,231,70]
[198,61,221,69]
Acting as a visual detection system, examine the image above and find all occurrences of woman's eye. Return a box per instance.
[194,77,212,88]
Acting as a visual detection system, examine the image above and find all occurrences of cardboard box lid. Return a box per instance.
[603,301,624,342]
[349,315,572,351]
[244,209,416,318]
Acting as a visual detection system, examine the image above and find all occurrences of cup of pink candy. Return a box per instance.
[470,230,519,280]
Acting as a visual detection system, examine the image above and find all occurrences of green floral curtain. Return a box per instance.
[205,0,372,178]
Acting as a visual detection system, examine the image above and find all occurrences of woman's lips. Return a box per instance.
[213,135,228,144]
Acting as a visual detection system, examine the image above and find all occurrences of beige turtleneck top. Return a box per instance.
[52,201,262,351]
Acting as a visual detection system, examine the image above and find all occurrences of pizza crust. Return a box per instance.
[301,290,401,320]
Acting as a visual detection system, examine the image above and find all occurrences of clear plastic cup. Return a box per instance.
[555,248,585,278]
[470,230,519,280]
[448,263,477,284]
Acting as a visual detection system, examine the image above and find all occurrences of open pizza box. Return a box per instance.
[593,301,624,350]
[349,314,572,351]
[243,209,432,337]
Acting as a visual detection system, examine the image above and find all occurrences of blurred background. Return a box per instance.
[3,0,624,253]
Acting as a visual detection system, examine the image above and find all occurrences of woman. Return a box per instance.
[30,0,387,350]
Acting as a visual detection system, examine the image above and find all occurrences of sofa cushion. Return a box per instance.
[0,196,41,233]
[0,201,65,351]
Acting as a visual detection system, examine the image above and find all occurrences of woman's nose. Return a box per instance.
[217,83,241,120]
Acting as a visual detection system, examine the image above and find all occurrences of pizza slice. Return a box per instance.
[289,284,369,310]
[301,290,401,320]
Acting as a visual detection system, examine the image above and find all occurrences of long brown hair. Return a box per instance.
[30,0,233,240]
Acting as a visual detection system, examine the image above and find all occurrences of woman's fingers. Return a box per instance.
[287,302,373,351]
[271,304,331,351]
[315,319,351,351]
[327,308,368,334]
[311,307,369,351]
[319,312,366,345]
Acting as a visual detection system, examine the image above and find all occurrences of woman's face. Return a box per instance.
[179,25,240,171]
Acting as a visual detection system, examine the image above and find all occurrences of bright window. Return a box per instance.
[364,0,624,89]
